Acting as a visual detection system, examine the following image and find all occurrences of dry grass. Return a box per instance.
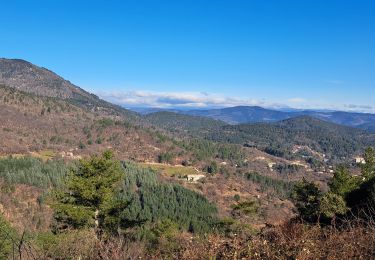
[4,219,375,259]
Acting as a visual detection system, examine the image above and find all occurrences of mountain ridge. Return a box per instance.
[0,58,138,120]
[136,105,375,132]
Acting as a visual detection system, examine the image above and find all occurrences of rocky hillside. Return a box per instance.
[0,58,89,99]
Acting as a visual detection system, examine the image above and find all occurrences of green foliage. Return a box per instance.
[144,111,226,136]
[245,172,294,199]
[293,148,375,222]
[346,147,375,216]
[82,126,91,136]
[53,151,123,233]
[50,135,64,144]
[150,219,179,239]
[231,200,259,216]
[204,161,218,174]
[0,156,68,188]
[78,141,86,149]
[329,166,359,197]
[95,137,103,144]
[319,192,348,219]
[361,147,375,179]
[346,176,375,214]
[292,179,322,222]
[274,163,303,175]
[181,139,245,163]
[145,219,183,255]
[306,157,324,169]
[96,118,114,128]
[208,117,375,162]
[114,162,218,234]
[157,152,174,164]
[32,230,97,259]
[0,214,17,259]
[52,156,217,236]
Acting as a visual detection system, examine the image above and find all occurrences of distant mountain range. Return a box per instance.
[130,105,375,132]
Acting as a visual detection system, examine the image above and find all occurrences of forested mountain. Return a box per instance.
[183,106,292,124]
[144,111,227,135]
[358,122,375,132]
[207,116,375,160]
[141,109,375,161]
[166,106,375,132]
[308,111,375,131]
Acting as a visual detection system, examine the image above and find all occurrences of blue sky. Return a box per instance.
[1,1,375,111]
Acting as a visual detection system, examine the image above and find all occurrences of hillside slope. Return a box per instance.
[207,116,375,160]
[0,85,178,161]
[0,58,138,120]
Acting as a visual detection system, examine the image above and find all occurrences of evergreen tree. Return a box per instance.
[361,147,375,179]
[292,179,322,222]
[319,192,348,219]
[346,147,375,213]
[329,166,359,198]
[53,151,123,233]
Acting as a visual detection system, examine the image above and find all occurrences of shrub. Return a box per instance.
[157,152,174,164]
[319,192,348,219]
[0,214,17,259]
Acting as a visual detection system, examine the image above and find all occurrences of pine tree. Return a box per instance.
[362,147,375,179]
[319,192,348,219]
[292,179,322,222]
[52,151,123,233]
[329,166,358,198]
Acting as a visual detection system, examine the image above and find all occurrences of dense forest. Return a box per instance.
[144,111,226,136]
[207,116,375,161]
[117,162,218,234]
[0,156,68,188]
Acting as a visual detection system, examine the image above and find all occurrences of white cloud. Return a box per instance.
[96,90,375,113]
[98,90,277,108]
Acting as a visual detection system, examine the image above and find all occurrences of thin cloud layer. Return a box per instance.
[98,90,275,108]
[97,90,375,113]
